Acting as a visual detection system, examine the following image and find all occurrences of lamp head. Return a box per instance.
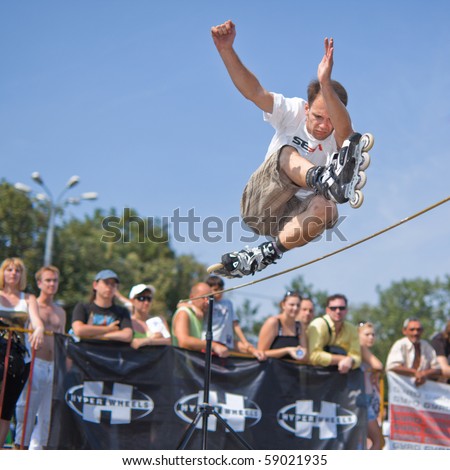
[14,182,32,193]
[31,172,44,185]
[36,193,49,202]
[81,192,98,201]
[66,197,80,205]
[66,175,80,189]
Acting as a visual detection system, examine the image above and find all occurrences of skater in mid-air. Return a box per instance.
[209,20,373,279]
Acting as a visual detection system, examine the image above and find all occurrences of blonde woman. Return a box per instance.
[358,321,383,450]
[257,292,308,362]
[0,257,44,448]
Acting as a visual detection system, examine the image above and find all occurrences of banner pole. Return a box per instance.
[200,295,214,449]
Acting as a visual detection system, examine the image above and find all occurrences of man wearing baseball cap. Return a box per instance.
[126,283,172,349]
[129,283,155,300]
[71,269,133,342]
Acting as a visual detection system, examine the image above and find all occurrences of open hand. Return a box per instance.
[317,37,334,84]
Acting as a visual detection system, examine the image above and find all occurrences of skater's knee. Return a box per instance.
[325,201,339,228]
[307,197,338,226]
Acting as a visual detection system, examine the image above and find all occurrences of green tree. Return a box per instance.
[0,183,208,328]
[235,298,261,342]
[0,180,47,289]
[283,275,329,316]
[351,277,450,363]
[0,180,35,259]
[54,207,206,325]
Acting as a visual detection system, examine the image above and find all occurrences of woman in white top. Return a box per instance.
[0,257,44,448]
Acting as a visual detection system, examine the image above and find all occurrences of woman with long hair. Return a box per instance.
[358,321,383,450]
[257,292,308,361]
[0,257,44,448]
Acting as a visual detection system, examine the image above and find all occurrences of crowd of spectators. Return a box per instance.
[1,257,449,450]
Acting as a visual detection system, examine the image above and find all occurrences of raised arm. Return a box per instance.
[317,37,353,147]
[211,20,274,113]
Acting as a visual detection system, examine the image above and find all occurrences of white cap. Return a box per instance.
[129,283,156,299]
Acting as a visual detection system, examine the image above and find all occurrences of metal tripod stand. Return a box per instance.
[176,296,252,450]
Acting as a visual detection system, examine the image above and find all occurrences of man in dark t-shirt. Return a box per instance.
[71,269,132,343]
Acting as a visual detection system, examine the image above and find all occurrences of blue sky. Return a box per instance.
[1,0,449,317]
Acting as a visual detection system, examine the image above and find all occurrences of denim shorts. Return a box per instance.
[364,392,380,421]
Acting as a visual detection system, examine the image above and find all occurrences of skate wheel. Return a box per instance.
[361,133,374,152]
[360,152,371,171]
[350,190,364,209]
[356,171,367,190]
[207,263,224,274]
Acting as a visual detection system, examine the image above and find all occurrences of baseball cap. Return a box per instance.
[129,283,156,299]
[94,269,119,283]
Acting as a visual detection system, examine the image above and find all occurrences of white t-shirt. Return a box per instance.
[263,92,338,198]
[386,337,440,371]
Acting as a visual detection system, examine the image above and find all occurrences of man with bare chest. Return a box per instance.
[14,266,66,450]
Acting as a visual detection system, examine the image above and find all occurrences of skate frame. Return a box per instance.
[176,296,252,450]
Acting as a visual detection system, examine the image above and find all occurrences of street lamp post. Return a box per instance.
[14,173,98,266]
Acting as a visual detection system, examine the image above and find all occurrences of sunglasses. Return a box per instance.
[328,306,347,311]
[135,295,153,302]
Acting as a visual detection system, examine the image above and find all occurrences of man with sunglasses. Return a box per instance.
[307,294,361,373]
[124,284,171,349]
[386,317,440,386]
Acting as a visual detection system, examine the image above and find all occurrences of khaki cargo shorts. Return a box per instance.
[240,147,322,237]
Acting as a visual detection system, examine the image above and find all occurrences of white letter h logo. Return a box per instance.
[83,382,133,424]
[295,400,338,439]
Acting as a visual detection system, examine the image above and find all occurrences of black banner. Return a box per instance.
[48,334,367,450]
